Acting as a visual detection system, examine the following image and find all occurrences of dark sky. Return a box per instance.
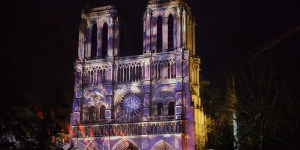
[1,0,300,112]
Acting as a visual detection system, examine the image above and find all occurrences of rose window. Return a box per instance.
[119,93,142,118]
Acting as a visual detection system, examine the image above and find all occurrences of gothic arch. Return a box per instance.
[152,89,175,116]
[84,91,106,107]
[114,87,144,104]
[96,103,106,120]
[152,10,164,19]
[85,141,98,150]
[87,19,97,28]
[96,17,110,28]
[151,140,173,150]
[112,138,139,150]
[153,89,175,105]
[163,8,178,18]
[83,91,106,121]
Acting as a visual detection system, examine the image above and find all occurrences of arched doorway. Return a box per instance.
[112,138,139,150]
[151,140,173,150]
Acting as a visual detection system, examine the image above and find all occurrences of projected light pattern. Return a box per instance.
[120,93,142,118]
[70,0,201,150]
[71,121,183,138]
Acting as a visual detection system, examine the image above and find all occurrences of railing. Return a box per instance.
[84,66,107,86]
[74,50,183,87]
[115,56,145,84]
[151,59,176,80]
[78,115,176,125]
[71,120,183,138]
[74,60,109,87]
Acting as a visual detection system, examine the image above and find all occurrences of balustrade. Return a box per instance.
[79,115,176,125]
[151,59,176,80]
[71,120,183,138]
[116,60,144,83]
[75,51,182,86]
[84,66,107,86]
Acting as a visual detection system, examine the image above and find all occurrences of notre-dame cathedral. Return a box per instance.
[70,0,210,149]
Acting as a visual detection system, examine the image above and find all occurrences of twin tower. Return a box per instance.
[70,0,203,149]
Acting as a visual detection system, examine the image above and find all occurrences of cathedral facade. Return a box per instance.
[70,0,203,149]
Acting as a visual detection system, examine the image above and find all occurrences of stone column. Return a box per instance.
[97,26,102,58]
[177,7,182,49]
[143,17,147,52]
[113,17,120,57]
[78,22,85,60]
[182,10,187,49]
[107,17,114,58]
[192,18,196,55]
[163,17,168,52]
[151,17,157,52]
[175,50,182,78]
[85,22,92,59]
[143,58,151,117]
[144,8,152,53]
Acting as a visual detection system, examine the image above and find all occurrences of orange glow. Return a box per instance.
[88,127,95,138]
[37,110,44,120]
[47,129,51,135]
[66,124,73,138]
[51,136,55,143]
[78,124,86,138]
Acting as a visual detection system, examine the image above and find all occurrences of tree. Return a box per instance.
[0,103,66,150]
[231,54,290,150]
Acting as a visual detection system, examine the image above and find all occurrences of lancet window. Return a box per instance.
[157,103,163,116]
[168,14,174,51]
[97,105,106,120]
[168,101,175,116]
[102,23,108,58]
[91,24,98,59]
[88,106,95,120]
[157,16,163,52]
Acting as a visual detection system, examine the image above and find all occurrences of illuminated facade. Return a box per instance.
[70,0,206,149]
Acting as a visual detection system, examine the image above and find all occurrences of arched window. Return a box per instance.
[168,14,174,51]
[157,16,162,52]
[102,23,108,58]
[100,105,106,119]
[157,103,163,116]
[91,24,98,59]
[168,101,175,116]
[88,106,95,120]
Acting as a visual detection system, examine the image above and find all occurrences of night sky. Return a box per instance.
[1,0,300,113]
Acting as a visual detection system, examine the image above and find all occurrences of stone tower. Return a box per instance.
[70,0,202,149]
